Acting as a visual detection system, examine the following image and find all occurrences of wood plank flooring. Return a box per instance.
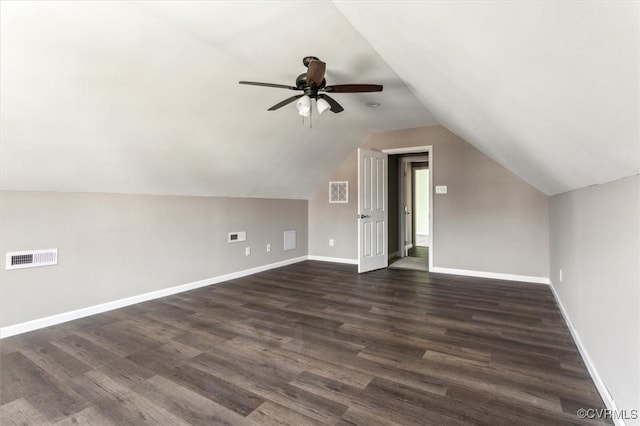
[0,261,610,425]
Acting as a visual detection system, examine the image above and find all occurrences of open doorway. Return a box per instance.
[388,153,431,272]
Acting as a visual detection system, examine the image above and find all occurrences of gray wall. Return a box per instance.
[0,191,308,328]
[308,125,550,278]
[307,150,360,260]
[550,175,639,414]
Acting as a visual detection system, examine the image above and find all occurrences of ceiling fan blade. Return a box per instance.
[239,81,299,90]
[319,94,344,113]
[306,60,326,87]
[324,84,383,93]
[267,95,303,111]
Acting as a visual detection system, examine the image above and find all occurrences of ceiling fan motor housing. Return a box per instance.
[296,73,327,96]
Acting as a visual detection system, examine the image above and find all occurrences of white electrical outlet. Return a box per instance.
[559,269,563,282]
[266,243,271,252]
[245,247,251,256]
[435,185,448,194]
[329,239,334,247]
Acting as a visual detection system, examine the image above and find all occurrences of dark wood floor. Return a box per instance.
[0,261,610,425]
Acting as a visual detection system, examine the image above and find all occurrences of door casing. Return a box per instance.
[382,146,433,271]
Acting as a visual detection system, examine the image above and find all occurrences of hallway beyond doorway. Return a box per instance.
[389,246,428,271]
[408,246,428,258]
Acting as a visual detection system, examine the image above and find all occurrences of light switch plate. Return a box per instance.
[435,185,448,194]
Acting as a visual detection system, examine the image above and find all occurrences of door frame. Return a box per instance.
[398,155,428,258]
[382,146,433,271]
[412,164,430,251]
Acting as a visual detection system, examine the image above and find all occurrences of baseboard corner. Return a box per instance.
[548,281,621,425]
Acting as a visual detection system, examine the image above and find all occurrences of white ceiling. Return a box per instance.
[336,1,639,195]
[1,1,638,198]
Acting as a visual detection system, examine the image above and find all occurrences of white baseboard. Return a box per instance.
[307,255,358,265]
[0,256,308,339]
[549,283,622,425]
[430,266,550,285]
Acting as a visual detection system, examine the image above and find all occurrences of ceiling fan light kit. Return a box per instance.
[239,56,383,124]
[296,95,311,117]
[316,97,331,115]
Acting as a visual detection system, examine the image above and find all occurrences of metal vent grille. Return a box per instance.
[6,249,58,270]
[329,181,348,203]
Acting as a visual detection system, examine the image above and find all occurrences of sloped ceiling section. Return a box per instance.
[0,1,436,199]
[337,1,640,195]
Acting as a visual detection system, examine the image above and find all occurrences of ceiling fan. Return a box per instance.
[239,56,383,116]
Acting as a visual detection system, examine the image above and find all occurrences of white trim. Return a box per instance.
[307,255,358,265]
[428,147,433,271]
[430,266,550,285]
[0,256,307,339]
[382,146,432,155]
[399,159,406,257]
[549,283,622,425]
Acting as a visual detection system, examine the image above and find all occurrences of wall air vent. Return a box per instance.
[329,181,349,203]
[284,230,296,251]
[6,249,58,270]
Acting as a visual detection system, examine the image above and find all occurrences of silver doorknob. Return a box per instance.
[358,214,370,219]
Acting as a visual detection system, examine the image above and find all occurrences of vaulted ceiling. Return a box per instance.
[1,1,638,198]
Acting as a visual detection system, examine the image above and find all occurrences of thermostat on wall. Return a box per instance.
[228,231,246,243]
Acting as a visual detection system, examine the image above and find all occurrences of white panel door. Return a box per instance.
[358,148,388,273]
